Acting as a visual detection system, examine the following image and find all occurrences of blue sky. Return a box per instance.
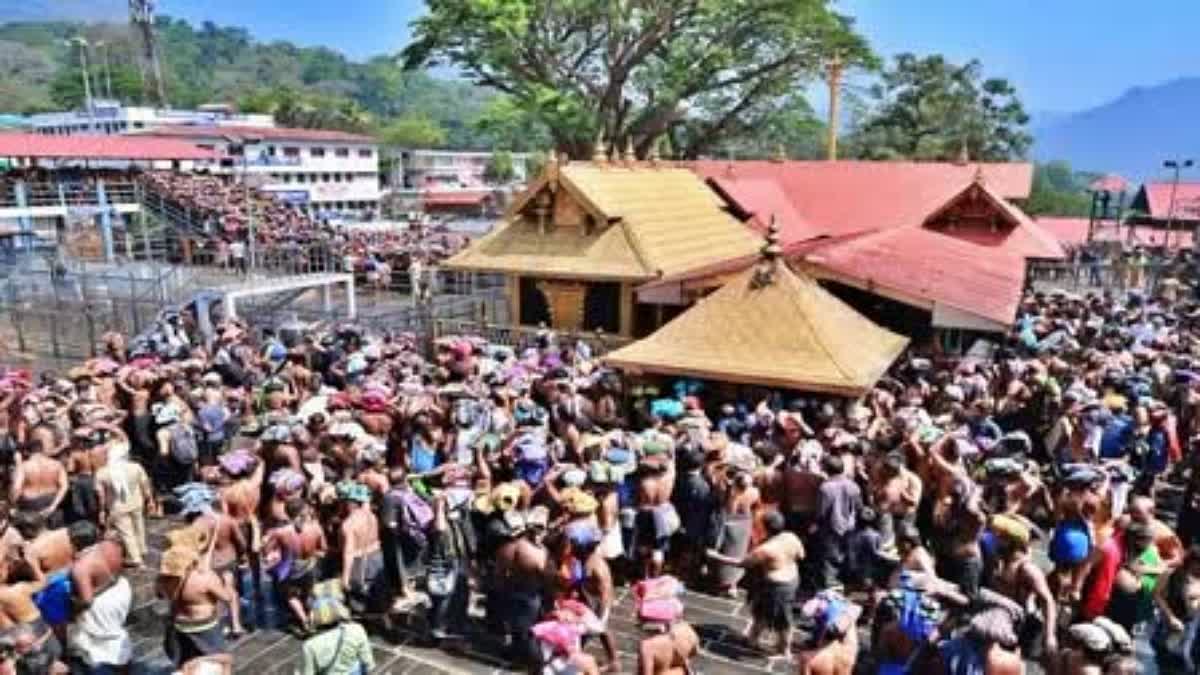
[10,0,1200,114]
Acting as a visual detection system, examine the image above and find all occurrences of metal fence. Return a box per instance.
[1027,260,1181,294]
[431,318,632,355]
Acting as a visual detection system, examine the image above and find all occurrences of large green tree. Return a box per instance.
[1024,160,1098,217]
[845,53,1031,162]
[402,0,872,159]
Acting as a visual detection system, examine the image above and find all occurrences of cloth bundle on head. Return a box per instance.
[1090,617,1133,654]
[159,546,198,578]
[270,468,306,496]
[153,401,180,425]
[308,580,352,628]
[561,467,587,488]
[491,483,521,512]
[261,424,291,444]
[632,575,685,626]
[1067,622,1112,654]
[335,480,371,504]
[219,449,259,478]
[970,608,1019,648]
[561,487,598,516]
[801,591,857,640]
[174,482,217,517]
[990,514,1031,547]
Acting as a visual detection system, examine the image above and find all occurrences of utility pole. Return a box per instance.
[65,37,95,125]
[1164,159,1194,250]
[825,53,843,161]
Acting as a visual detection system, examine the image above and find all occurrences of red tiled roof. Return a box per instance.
[422,190,491,207]
[706,176,820,241]
[1089,174,1129,193]
[1136,182,1200,220]
[133,124,375,144]
[924,180,1065,260]
[689,160,1034,240]
[803,226,1026,327]
[0,133,215,160]
[1036,217,1092,246]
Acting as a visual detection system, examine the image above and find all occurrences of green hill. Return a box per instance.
[0,16,547,151]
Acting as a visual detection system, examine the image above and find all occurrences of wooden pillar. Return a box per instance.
[508,274,522,327]
[619,282,634,338]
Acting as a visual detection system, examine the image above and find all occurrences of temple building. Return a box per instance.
[604,226,909,397]
[444,151,760,338]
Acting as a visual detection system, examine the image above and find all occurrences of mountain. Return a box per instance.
[1034,77,1200,183]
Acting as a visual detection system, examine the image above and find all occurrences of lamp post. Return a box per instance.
[1164,159,1194,250]
[64,37,95,126]
[224,135,263,269]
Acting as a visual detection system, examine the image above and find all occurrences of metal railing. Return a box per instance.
[0,181,140,208]
[1027,260,1184,294]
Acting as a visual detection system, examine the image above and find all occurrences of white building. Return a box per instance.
[390,149,529,189]
[29,100,274,137]
[134,125,381,217]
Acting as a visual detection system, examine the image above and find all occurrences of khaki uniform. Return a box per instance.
[98,459,151,565]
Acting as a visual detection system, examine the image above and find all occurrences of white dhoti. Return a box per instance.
[70,576,133,667]
[599,524,623,560]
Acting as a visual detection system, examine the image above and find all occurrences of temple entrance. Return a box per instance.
[519,277,551,326]
[583,282,620,333]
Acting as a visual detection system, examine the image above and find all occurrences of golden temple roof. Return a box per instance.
[445,163,761,281]
[603,239,909,396]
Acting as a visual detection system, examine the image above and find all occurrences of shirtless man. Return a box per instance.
[69,536,131,673]
[492,513,548,668]
[711,511,804,656]
[338,483,392,617]
[158,546,232,668]
[219,451,263,603]
[936,608,1024,675]
[796,594,862,675]
[63,428,104,525]
[262,499,310,631]
[0,552,63,675]
[10,434,68,529]
[1127,495,1184,569]
[781,447,824,536]
[871,452,922,551]
[637,622,698,675]
[988,514,1058,658]
[635,452,675,578]
[191,491,246,639]
[13,513,77,635]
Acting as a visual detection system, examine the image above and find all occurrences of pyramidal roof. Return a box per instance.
[604,229,909,396]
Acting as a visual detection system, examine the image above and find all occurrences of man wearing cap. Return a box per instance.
[10,428,69,529]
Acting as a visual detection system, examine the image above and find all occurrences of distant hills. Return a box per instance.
[1034,77,1200,184]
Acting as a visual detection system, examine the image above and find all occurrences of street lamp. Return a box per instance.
[223,134,263,269]
[1164,159,1194,249]
[63,37,95,125]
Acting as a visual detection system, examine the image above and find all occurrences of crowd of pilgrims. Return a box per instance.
[10,282,1200,675]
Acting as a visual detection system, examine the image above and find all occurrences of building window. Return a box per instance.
[267,146,277,156]
[322,173,331,182]
[283,147,300,157]
[358,148,373,158]
[133,122,144,129]
[333,174,343,183]
[335,148,349,158]
[310,147,325,157]
[296,174,307,184]
[227,144,244,156]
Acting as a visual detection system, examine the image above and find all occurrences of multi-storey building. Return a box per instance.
[133,124,381,217]
[29,101,274,137]
[389,149,529,189]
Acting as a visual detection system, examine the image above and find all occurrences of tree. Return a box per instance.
[1024,160,1095,217]
[845,53,1031,161]
[484,150,516,183]
[709,94,826,159]
[472,95,552,152]
[378,115,448,149]
[402,0,873,159]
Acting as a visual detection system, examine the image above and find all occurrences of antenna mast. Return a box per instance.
[129,0,168,107]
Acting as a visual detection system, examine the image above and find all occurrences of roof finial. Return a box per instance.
[973,165,986,185]
[592,130,608,163]
[751,216,783,288]
[624,136,636,163]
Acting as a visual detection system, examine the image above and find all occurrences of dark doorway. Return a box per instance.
[583,282,620,333]
[519,277,551,327]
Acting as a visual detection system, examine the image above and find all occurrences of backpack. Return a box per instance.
[394,489,433,549]
[169,424,199,465]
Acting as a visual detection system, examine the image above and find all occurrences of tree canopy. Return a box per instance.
[402,0,872,159]
[1024,160,1099,217]
[845,53,1032,162]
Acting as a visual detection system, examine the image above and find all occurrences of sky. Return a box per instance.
[8,0,1200,115]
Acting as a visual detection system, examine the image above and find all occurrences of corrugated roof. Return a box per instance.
[803,226,1026,328]
[0,132,215,160]
[689,160,1034,240]
[1036,217,1092,246]
[446,163,761,280]
[1134,182,1200,220]
[604,257,909,396]
[133,124,375,144]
